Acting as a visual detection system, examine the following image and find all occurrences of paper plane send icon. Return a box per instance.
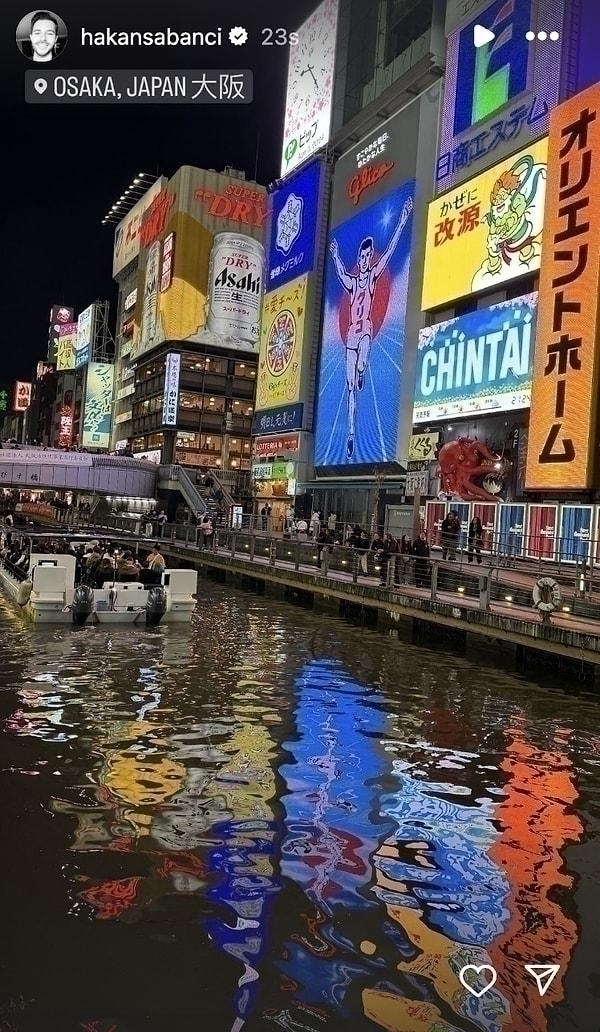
[525,964,561,997]
[473,23,496,47]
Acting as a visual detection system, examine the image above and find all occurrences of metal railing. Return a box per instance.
[15,511,600,626]
[424,528,598,575]
[158,465,207,515]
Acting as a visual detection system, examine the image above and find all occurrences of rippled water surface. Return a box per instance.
[1,584,600,1032]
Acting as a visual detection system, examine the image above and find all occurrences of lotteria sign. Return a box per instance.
[414,294,536,423]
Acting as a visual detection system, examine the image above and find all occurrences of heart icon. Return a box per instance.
[34,78,48,94]
[459,964,498,998]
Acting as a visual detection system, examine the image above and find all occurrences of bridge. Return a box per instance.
[0,446,240,517]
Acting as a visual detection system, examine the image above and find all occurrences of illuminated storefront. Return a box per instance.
[130,346,256,470]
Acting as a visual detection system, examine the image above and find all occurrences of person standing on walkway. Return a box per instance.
[260,505,268,532]
[310,511,321,540]
[200,514,214,550]
[296,517,308,540]
[285,504,295,533]
[467,515,483,564]
[412,531,431,588]
[441,511,460,561]
[327,512,337,534]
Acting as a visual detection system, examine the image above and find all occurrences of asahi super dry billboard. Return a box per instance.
[131,166,267,362]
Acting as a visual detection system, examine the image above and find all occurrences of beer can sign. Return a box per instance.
[207,233,265,347]
[137,240,161,358]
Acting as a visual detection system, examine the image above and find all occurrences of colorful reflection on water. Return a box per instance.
[0,588,596,1032]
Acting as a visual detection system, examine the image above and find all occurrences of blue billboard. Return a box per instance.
[414,294,536,424]
[314,180,415,466]
[267,160,322,290]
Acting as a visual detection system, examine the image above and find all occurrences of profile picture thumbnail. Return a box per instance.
[16,10,67,62]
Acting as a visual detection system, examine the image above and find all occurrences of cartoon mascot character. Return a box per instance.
[472,153,546,292]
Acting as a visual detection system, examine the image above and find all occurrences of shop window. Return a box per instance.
[176,431,200,449]
[234,361,256,379]
[204,395,226,414]
[200,434,222,453]
[179,391,203,411]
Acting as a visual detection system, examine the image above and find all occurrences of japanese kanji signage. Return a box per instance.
[13,381,31,412]
[256,275,308,413]
[251,461,295,481]
[526,83,600,490]
[438,0,567,190]
[252,403,304,436]
[162,352,181,427]
[56,322,78,371]
[48,304,74,363]
[81,363,114,449]
[422,137,548,310]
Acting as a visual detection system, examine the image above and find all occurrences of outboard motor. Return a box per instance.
[146,585,167,626]
[72,584,94,626]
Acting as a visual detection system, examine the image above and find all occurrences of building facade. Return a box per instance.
[271,0,600,536]
[111,166,268,475]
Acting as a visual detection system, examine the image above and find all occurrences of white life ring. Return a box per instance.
[532,576,561,612]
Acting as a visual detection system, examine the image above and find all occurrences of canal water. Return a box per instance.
[1,584,599,1032]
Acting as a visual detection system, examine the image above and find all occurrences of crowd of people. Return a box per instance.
[78,541,165,587]
[340,526,433,587]
[0,529,168,589]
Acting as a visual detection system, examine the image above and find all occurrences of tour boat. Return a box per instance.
[0,533,197,626]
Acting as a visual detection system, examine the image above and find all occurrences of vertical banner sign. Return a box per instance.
[526,504,558,560]
[13,381,32,411]
[268,161,322,289]
[256,275,308,413]
[559,504,592,562]
[48,304,74,362]
[498,503,526,558]
[56,322,78,371]
[472,503,497,552]
[280,0,338,177]
[137,240,161,357]
[76,304,95,368]
[160,232,175,292]
[526,82,600,490]
[81,364,114,449]
[425,501,446,547]
[162,352,181,426]
[315,180,415,465]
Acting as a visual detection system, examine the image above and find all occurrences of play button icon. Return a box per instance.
[474,23,496,47]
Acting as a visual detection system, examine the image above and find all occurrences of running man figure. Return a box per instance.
[330,196,413,458]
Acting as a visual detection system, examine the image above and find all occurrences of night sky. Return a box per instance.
[1,0,318,383]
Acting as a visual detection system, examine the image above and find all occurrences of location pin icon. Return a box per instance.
[34,78,48,94]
